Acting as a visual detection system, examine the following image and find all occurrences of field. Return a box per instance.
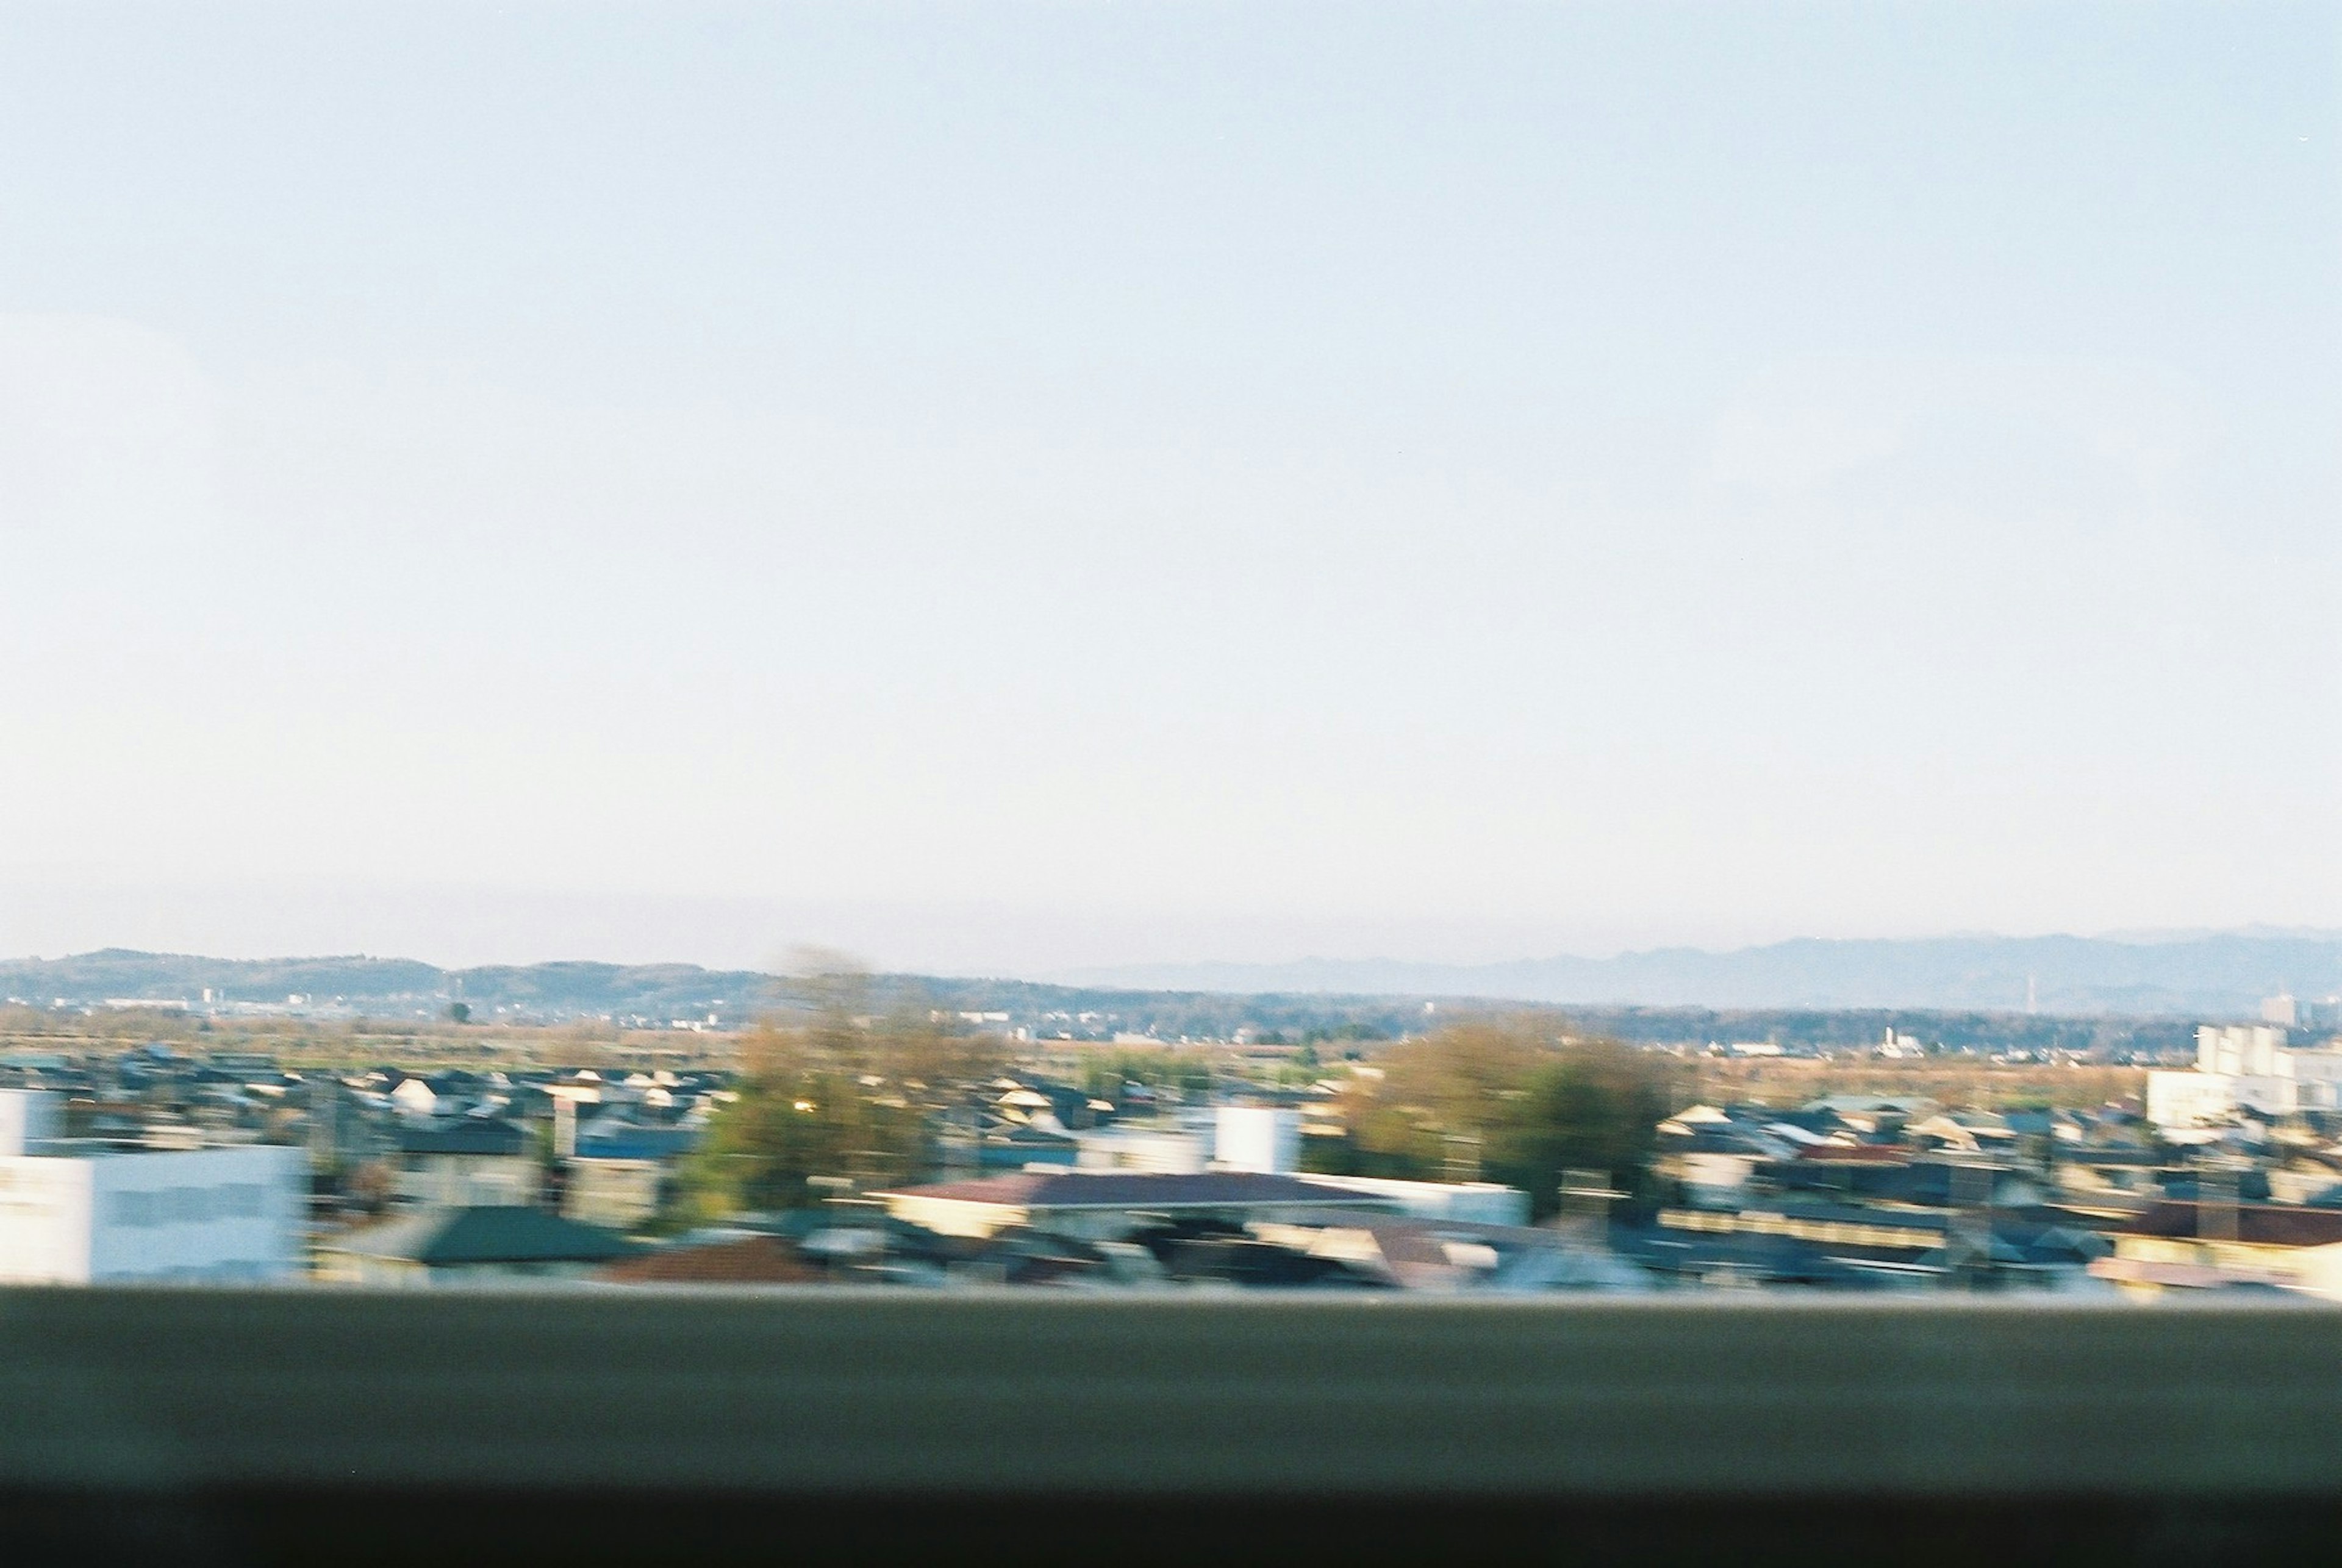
[1683,1053,2146,1112]
[1,1003,2155,1113]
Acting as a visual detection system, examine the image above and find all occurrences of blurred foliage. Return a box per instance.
[1075,1047,1217,1105]
[1306,1019,1684,1217]
[670,975,1009,1222]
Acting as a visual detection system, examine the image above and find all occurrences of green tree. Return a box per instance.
[1316,1020,1680,1215]
[1484,1040,1678,1215]
[1077,1047,1214,1106]
[668,981,1007,1225]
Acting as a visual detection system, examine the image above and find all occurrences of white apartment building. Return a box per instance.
[0,1090,305,1285]
[2145,1026,2342,1128]
[2263,993,2342,1031]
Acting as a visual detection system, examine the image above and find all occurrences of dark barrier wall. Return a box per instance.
[4,1288,2341,1564]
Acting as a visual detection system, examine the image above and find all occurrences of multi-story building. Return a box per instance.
[0,1090,304,1285]
[2146,1025,2342,1126]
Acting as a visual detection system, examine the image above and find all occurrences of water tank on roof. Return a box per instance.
[1213,1107,1301,1175]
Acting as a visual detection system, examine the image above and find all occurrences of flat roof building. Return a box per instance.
[873,1169,1395,1240]
[0,1091,304,1286]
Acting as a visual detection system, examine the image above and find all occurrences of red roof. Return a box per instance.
[2118,1202,2342,1249]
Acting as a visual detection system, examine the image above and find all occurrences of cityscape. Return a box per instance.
[5,955,2341,1301]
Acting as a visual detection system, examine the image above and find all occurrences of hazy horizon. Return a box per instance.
[4,3,2337,968]
[0,870,2334,980]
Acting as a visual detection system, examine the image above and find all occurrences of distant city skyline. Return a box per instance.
[2,3,2336,967]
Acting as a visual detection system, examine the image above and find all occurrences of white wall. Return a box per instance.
[82,1145,304,1283]
[0,1156,95,1283]
[1674,1151,1759,1203]
[883,1194,1025,1238]
[2198,1026,2285,1078]
[564,1157,662,1229]
[1075,1127,1207,1173]
[2276,1049,2342,1110]
[398,1155,538,1209]
[1213,1108,1300,1175]
[0,1089,60,1156]
[2147,1069,2236,1128]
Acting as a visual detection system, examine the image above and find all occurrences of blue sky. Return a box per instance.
[0,2,2335,971]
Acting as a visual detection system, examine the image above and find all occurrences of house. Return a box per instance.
[571,1119,699,1162]
[977,1119,1080,1172]
[560,1116,700,1228]
[392,1119,537,1208]
[388,1077,438,1120]
[1799,1095,1937,1138]
[2090,1201,2342,1301]
[1765,1156,2046,1211]
[1654,1109,1801,1205]
[1074,1123,1209,1174]
[2050,1146,2168,1209]
[564,1156,665,1230]
[1642,1194,2105,1289]
[1907,1111,2018,1153]
[992,1076,1114,1132]
[315,1205,636,1286]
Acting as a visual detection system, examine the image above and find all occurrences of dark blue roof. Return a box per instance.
[334,1206,637,1265]
[573,1122,700,1161]
[395,1120,528,1157]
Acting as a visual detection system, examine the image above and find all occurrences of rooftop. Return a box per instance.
[322,1205,637,1267]
[876,1170,1392,1211]
[393,1120,528,1158]
[2118,1201,2342,1250]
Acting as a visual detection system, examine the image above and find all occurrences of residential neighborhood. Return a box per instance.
[5,1009,2341,1303]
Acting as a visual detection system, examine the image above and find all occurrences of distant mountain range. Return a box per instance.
[0,950,773,1025]
[1061,930,2342,1017]
[4,929,2338,1021]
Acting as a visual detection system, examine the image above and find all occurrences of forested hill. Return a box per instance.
[7,926,2337,1028]
[0,950,772,1024]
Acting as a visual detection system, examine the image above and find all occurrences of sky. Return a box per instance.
[0,2,2337,975]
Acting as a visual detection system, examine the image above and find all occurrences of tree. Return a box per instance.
[668,975,1008,1225]
[1484,1040,1678,1214]
[1076,1047,1215,1106]
[1316,1020,1681,1216]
